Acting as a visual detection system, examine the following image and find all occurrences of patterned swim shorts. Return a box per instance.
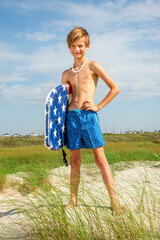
[66,108,105,150]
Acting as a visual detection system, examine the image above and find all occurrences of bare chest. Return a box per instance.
[69,68,98,88]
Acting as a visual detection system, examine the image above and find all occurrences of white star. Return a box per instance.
[62,84,66,91]
[53,106,57,116]
[58,138,61,146]
[62,123,65,132]
[49,121,53,128]
[54,129,57,138]
[62,104,66,112]
[53,88,57,94]
[58,116,61,124]
[48,97,53,105]
[58,94,62,103]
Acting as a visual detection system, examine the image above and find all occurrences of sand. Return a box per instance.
[0,161,160,239]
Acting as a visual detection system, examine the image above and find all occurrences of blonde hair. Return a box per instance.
[67,26,90,48]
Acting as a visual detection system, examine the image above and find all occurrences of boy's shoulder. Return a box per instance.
[62,67,71,77]
[88,60,102,73]
[62,67,72,83]
[88,60,99,67]
[63,67,71,73]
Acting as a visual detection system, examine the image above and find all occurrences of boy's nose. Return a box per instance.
[74,46,80,52]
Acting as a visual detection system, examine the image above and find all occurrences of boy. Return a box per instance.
[62,26,121,213]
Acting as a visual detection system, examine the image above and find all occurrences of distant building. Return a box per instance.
[3,133,10,137]
[29,132,37,137]
[133,130,140,133]
[13,133,21,137]
[125,129,134,134]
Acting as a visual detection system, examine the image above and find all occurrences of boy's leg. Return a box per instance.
[65,149,82,209]
[92,146,120,212]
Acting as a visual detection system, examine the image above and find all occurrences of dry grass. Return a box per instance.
[1,162,159,239]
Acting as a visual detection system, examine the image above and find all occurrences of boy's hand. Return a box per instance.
[82,101,100,112]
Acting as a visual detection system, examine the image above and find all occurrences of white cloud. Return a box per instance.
[88,29,160,100]
[22,44,71,74]
[59,0,160,30]
[2,0,160,23]
[0,41,71,76]
[0,43,27,61]
[25,32,56,42]
[2,0,61,11]
[0,42,71,104]
[124,0,160,21]
[0,81,56,104]
[0,73,29,82]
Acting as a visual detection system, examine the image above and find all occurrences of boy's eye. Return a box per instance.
[70,44,84,48]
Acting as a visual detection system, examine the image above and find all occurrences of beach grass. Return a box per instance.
[2,163,159,240]
[0,163,7,192]
[0,133,160,239]
[0,133,159,193]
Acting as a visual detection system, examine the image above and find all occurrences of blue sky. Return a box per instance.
[0,0,160,135]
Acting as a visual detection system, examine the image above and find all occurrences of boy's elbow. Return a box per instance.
[115,87,120,95]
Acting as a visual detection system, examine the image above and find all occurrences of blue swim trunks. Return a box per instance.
[66,109,105,150]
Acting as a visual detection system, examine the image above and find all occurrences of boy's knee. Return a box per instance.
[95,157,107,169]
[70,154,81,168]
[71,159,81,169]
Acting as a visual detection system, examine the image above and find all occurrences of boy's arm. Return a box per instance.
[82,62,120,112]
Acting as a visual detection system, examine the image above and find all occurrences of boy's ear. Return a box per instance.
[86,43,90,50]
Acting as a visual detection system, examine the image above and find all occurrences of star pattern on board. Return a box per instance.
[45,84,71,150]
[62,103,66,112]
[53,106,57,116]
[58,138,61,146]
[54,128,57,138]
[58,94,62,103]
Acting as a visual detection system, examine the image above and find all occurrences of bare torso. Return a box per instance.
[62,60,99,110]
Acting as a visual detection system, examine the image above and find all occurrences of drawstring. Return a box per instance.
[55,119,68,167]
[74,108,81,117]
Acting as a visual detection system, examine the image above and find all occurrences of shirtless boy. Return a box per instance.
[62,26,121,213]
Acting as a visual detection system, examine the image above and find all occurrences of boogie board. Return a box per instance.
[45,83,72,152]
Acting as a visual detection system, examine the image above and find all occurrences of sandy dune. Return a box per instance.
[0,161,160,239]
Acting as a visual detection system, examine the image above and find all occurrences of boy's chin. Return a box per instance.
[74,54,85,59]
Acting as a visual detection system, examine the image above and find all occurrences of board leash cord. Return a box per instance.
[55,119,68,167]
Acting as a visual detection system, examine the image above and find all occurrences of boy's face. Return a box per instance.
[69,37,90,59]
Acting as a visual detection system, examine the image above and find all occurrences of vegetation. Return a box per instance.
[0,133,159,175]
[0,133,160,239]
[18,179,160,240]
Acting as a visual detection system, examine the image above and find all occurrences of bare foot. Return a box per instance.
[112,207,124,215]
[111,202,124,215]
[111,204,124,215]
[65,202,77,210]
